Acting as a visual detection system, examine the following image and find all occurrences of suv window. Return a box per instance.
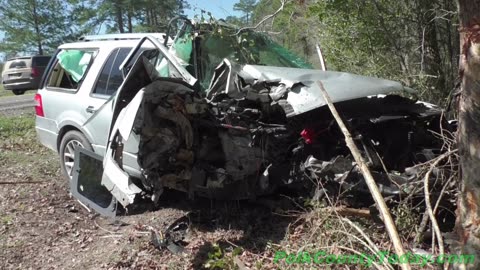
[32,56,51,67]
[46,49,96,90]
[93,48,131,97]
[9,60,27,69]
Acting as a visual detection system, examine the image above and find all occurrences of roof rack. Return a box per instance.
[79,33,167,42]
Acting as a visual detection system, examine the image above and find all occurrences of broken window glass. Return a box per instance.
[195,25,313,90]
[47,49,97,90]
[171,23,194,69]
[56,49,96,83]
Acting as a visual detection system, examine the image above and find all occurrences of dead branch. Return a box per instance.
[433,175,456,214]
[331,230,383,260]
[333,207,371,219]
[233,256,249,270]
[316,81,411,270]
[337,246,389,270]
[235,0,287,35]
[342,217,382,255]
[423,149,458,255]
[415,211,430,244]
[342,217,395,270]
[0,181,46,185]
[94,219,122,236]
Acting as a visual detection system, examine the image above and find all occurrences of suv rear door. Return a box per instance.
[39,48,105,152]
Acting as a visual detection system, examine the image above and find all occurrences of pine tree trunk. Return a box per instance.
[455,1,480,269]
[31,0,43,55]
[127,10,133,33]
[114,0,124,33]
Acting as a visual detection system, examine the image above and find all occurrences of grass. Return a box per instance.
[0,112,60,180]
[0,112,36,138]
[0,84,37,98]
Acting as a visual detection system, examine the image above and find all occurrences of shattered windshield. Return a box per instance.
[172,23,313,90]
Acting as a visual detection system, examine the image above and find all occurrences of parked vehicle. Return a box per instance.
[2,55,51,95]
[35,19,452,217]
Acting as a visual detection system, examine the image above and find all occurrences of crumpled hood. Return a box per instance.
[239,65,413,116]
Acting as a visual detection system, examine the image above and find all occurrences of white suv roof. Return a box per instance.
[80,33,167,41]
[58,40,145,49]
[58,33,170,49]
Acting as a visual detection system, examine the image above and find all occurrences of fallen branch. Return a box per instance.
[94,219,122,235]
[0,181,46,185]
[233,256,249,270]
[423,149,457,256]
[415,211,430,244]
[317,81,411,270]
[235,0,287,35]
[342,218,385,257]
[337,246,390,270]
[333,207,371,219]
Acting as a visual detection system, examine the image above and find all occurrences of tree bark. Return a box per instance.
[127,0,133,33]
[31,0,43,55]
[455,1,480,269]
[127,10,132,33]
[114,0,124,33]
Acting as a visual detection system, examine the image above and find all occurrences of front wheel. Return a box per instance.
[12,90,26,95]
[59,130,93,181]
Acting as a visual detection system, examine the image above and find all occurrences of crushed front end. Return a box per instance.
[116,58,449,205]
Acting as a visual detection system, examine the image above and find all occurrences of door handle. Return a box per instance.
[86,106,96,114]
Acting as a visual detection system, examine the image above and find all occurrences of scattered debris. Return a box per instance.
[150,215,191,254]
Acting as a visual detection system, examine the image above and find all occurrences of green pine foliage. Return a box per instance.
[0,0,188,56]
[250,0,459,104]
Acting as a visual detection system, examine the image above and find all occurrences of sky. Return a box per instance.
[185,0,242,19]
[0,0,242,60]
[0,0,240,39]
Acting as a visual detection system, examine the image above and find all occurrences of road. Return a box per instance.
[0,94,35,111]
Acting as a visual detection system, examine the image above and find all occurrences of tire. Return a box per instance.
[59,130,93,181]
[12,90,26,95]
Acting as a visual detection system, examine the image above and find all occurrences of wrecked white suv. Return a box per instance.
[35,19,450,216]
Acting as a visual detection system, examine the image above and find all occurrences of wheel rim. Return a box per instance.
[63,140,85,178]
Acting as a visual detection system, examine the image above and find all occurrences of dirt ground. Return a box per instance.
[2,110,447,270]
[0,110,301,270]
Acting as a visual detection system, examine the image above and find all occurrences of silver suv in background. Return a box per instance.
[2,55,51,95]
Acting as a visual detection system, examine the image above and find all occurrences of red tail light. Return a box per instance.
[301,128,315,144]
[31,67,39,77]
[34,93,44,117]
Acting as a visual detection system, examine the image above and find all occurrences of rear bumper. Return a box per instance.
[3,79,38,91]
[35,121,59,153]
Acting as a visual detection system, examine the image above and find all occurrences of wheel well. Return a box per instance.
[57,125,81,152]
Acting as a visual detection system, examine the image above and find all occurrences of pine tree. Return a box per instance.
[233,0,257,24]
[0,0,72,55]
